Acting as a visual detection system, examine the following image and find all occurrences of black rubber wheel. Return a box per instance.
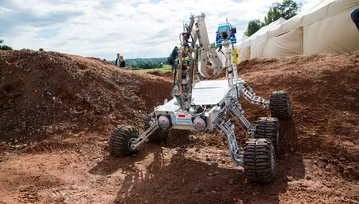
[254,117,280,151]
[244,138,276,184]
[144,115,169,142]
[108,125,139,156]
[270,91,292,119]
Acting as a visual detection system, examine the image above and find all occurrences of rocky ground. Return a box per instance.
[0,50,358,203]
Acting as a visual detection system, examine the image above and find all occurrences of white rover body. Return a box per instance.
[109,14,292,183]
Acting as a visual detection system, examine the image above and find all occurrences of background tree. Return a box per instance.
[244,0,302,37]
[264,0,302,25]
[130,60,137,68]
[0,39,13,50]
[244,19,264,37]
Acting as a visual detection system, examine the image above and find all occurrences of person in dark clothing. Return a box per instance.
[171,46,179,72]
[351,8,359,30]
[119,55,126,67]
[115,53,121,67]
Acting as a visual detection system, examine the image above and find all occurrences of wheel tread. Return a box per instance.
[254,117,280,151]
[270,91,292,119]
[108,125,139,157]
[244,138,276,183]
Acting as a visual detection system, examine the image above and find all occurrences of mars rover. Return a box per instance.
[108,14,292,183]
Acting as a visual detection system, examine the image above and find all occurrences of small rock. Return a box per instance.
[325,163,340,173]
[306,176,312,180]
[290,147,295,152]
[252,192,257,196]
[212,190,217,194]
[206,158,211,161]
[192,188,200,193]
[189,135,197,142]
[286,175,293,181]
[228,179,234,185]
[207,173,213,177]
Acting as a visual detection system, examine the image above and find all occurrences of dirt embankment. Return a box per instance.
[0,50,358,204]
[0,50,172,147]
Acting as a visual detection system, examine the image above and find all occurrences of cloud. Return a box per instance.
[0,0,312,60]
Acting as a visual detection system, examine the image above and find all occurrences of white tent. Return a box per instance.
[237,0,359,61]
[237,18,287,60]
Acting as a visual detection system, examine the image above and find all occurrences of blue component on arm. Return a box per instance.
[215,23,237,47]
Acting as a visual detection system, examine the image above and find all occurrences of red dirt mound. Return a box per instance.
[237,52,359,159]
[0,50,172,145]
[0,50,358,204]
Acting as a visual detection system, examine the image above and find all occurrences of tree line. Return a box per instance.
[0,39,12,50]
[126,57,167,69]
[244,0,302,37]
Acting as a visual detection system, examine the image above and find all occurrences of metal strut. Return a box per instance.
[240,81,269,109]
[131,119,159,150]
[215,111,243,166]
[228,101,256,136]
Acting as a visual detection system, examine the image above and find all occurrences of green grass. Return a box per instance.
[136,65,172,73]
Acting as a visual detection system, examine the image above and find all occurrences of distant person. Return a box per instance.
[114,53,121,67]
[171,46,179,72]
[351,8,359,30]
[119,55,126,67]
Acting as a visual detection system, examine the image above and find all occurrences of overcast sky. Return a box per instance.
[0,0,317,60]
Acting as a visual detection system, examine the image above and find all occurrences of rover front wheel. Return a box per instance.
[108,125,139,156]
[244,138,276,184]
[270,91,292,119]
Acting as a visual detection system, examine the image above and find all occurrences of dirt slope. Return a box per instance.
[0,50,358,204]
[0,50,172,146]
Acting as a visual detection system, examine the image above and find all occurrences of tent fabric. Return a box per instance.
[250,39,266,59]
[238,46,250,62]
[263,28,303,58]
[252,17,287,43]
[236,0,359,61]
[237,18,286,59]
[304,10,359,54]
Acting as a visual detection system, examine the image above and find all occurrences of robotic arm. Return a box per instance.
[173,13,239,111]
[193,14,224,78]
